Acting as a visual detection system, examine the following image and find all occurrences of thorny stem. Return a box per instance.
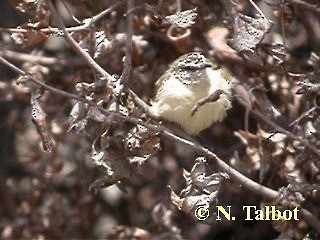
[1,55,320,234]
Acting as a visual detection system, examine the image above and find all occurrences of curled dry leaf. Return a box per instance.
[10,0,51,47]
[265,183,307,238]
[11,29,49,48]
[89,122,160,191]
[31,93,54,152]
[165,8,197,28]
[273,185,305,209]
[68,80,114,136]
[228,13,272,53]
[169,157,229,218]
[68,101,88,133]
[16,0,50,24]
[125,124,160,165]
[19,63,54,152]
[10,0,37,13]
[68,79,160,191]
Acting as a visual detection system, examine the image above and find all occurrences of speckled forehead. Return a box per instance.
[177,52,211,69]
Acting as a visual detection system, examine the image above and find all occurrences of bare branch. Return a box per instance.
[0,48,85,66]
[119,0,134,86]
[288,0,320,15]
[47,0,114,81]
[1,55,320,234]
[0,1,124,34]
[235,94,320,157]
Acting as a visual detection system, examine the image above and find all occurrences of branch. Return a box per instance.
[0,55,277,199]
[0,48,85,66]
[297,7,320,53]
[47,0,114,81]
[236,95,320,157]
[1,55,320,234]
[0,1,124,34]
[48,0,155,118]
[119,0,134,85]
[300,208,320,234]
[288,0,320,15]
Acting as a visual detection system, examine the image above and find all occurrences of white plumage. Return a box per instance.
[151,66,232,135]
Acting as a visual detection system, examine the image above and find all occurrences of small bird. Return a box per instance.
[151,52,232,135]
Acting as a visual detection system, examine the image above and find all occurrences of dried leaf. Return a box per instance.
[228,13,272,52]
[10,0,50,47]
[169,157,229,218]
[31,93,54,152]
[165,8,197,28]
[11,0,50,23]
[10,0,38,14]
[124,124,160,164]
[11,29,49,48]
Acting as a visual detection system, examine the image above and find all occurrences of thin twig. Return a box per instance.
[236,96,320,157]
[119,0,134,86]
[47,0,114,81]
[300,208,320,234]
[0,56,94,106]
[0,54,277,199]
[45,0,320,195]
[90,0,124,24]
[280,1,287,47]
[0,48,85,66]
[48,0,155,117]
[0,1,124,34]
[248,0,266,18]
[287,0,320,15]
[60,0,81,24]
[289,106,316,127]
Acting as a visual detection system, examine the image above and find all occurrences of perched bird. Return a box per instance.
[150,52,232,135]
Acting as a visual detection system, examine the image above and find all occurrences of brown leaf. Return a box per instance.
[11,29,49,48]
[10,0,50,24]
[10,0,37,14]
